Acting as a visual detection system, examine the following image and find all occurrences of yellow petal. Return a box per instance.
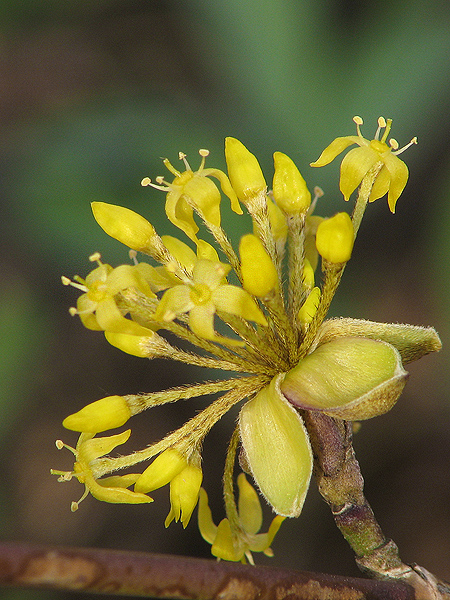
[211,519,245,562]
[310,136,360,167]
[165,190,199,242]
[197,488,218,545]
[382,152,409,213]
[212,285,268,326]
[166,464,203,528]
[237,473,262,535]
[339,146,379,201]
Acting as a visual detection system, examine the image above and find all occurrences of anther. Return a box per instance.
[141,177,151,186]
[56,439,65,450]
[155,176,165,185]
[389,139,399,150]
[199,149,210,157]
[129,249,138,265]
[69,307,78,317]
[71,501,79,512]
[89,252,102,263]
[61,276,71,286]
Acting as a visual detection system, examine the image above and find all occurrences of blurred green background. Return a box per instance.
[1,1,449,598]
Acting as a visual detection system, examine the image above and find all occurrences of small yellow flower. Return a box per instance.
[198,475,285,563]
[310,116,418,212]
[153,258,267,342]
[63,254,157,336]
[142,150,242,243]
[52,431,152,510]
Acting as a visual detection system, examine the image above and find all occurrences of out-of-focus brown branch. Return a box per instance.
[0,540,445,600]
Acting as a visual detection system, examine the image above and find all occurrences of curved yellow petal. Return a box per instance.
[339,145,379,201]
[310,136,360,167]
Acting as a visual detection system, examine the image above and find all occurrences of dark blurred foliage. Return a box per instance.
[0,1,449,599]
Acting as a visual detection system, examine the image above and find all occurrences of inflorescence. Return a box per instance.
[52,117,440,563]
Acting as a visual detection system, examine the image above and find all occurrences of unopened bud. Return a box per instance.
[135,449,187,494]
[273,152,311,213]
[92,202,158,253]
[225,137,266,202]
[63,395,131,433]
[316,212,354,264]
[239,234,278,297]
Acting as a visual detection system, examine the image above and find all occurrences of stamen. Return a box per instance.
[54,439,77,456]
[197,149,210,174]
[61,275,88,293]
[380,118,393,143]
[353,116,364,139]
[141,176,171,192]
[71,486,90,512]
[178,152,192,172]
[374,117,387,140]
[129,249,138,265]
[393,136,418,156]
[309,186,324,214]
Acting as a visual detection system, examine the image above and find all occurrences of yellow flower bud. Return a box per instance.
[105,331,154,358]
[63,396,131,434]
[135,449,187,493]
[239,375,313,517]
[302,258,315,289]
[165,462,203,528]
[239,234,278,297]
[92,202,158,253]
[298,286,321,325]
[316,212,354,264]
[225,137,266,202]
[281,337,408,420]
[272,151,311,213]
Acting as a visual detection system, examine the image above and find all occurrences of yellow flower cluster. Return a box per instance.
[53,118,440,563]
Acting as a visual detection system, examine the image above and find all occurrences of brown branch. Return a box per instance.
[0,540,443,600]
[304,412,450,599]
